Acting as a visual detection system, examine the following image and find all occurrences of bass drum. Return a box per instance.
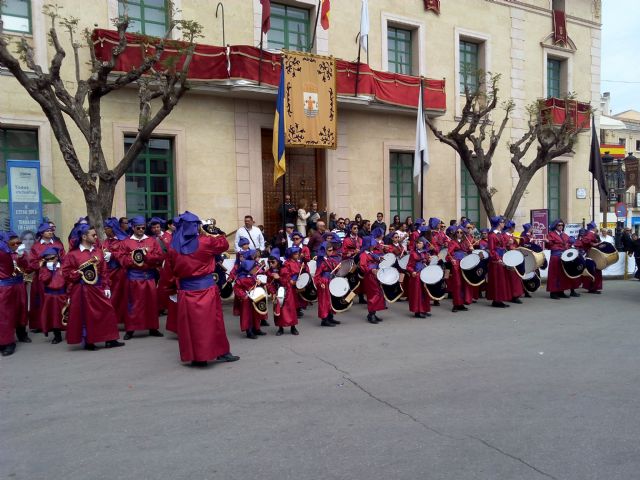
[419,265,447,301]
[460,253,487,286]
[561,248,585,279]
[522,271,541,293]
[220,280,234,300]
[588,242,619,270]
[376,267,403,303]
[378,253,397,269]
[297,273,318,303]
[503,250,526,278]
[329,277,353,313]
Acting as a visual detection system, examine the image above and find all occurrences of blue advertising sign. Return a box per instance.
[7,160,43,234]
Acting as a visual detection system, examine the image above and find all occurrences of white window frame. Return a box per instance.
[454,28,491,118]
[542,47,573,99]
[381,12,425,77]
[107,0,182,41]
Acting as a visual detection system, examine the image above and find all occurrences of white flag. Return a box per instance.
[360,0,369,52]
[414,83,430,193]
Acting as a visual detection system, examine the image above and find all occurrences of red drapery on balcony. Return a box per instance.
[540,98,590,131]
[92,29,446,112]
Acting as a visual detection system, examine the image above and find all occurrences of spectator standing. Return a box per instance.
[371,212,387,235]
[296,200,311,237]
[234,215,265,253]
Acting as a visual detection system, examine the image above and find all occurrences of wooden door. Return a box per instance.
[261,129,325,239]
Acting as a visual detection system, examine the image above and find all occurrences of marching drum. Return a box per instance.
[336,259,354,277]
[276,286,286,306]
[296,272,318,303]
[518,245,546,273]
[588,242,619,270]
[329,277,353,312]
[248,286,268,314]
[437,248,448,262]
[503,250,526,278]
[397,254,410,270]
[307,259,317,276]
[420,265,447,300]
[378,253,397,269]
[220,280,234,299]
[256,274,268,284]
[583,258,596,280]
[521,271,541,293]
[460,253,487,286]
[296,272,311,289]
[560,248,585,279]
[376,267,403,303]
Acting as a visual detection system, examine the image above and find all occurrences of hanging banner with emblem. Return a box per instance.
[282,51,337,149]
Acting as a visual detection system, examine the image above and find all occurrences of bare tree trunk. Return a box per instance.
[477,186,497,219]
[503,169,535,220]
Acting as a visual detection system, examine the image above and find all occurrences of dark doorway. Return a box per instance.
[261,129,326,238]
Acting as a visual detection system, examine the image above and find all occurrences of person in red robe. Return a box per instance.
[545,219,578,299]
[38,247,67,344]
[161,212,238,366]
[61,225,124,351]
[274,247,301,335]
[27,222,66,333]
[576,221,603,294]
[405,237,431,318]
[290,232,310,314]
[0,231,29,356]
[102,218,128,323]
[502,220,525,304]
[359,236,386,324]
[233,259,268,339]
[447,227,473,312]
[487,216,511,308]
[314,242,341,327]
[116,216,164,340]
[149,217,173,313]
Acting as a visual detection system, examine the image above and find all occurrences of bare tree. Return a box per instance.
[425,72,587,220]
[0,2,203,233]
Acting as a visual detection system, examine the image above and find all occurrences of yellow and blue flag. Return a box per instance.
[273,65,286,185]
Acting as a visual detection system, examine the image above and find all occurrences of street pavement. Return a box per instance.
[2,280,640,480]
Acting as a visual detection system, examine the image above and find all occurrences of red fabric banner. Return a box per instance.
[92,29,446,111]
[552,10,568,46]
[320,0,330,30]
[540,98,590,131]
[260,0,271,34]
[424,0,440,14]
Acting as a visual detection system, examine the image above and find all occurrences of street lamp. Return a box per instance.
[601,151,618,204]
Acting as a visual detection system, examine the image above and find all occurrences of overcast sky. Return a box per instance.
[600,1,640,115]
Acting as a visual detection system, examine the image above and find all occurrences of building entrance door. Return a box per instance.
[261,129,326,239]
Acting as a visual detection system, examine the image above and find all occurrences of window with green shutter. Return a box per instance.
[547,58,562,98]
[125,137,175,220]
[459,40,479,92]
[268,3,310,52]
[390,152,415,221]
[118,0,168,38]
[547,163,561,221]
[461,164,480,223]
[388,27,412,75]
[1,0,31,34]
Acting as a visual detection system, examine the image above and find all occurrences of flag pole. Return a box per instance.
[282,173,287,234]
[309,0,321,51]
[355,33,361,97]
[420,78,425,219]
[258,36,264,86]
[591,175,595,222]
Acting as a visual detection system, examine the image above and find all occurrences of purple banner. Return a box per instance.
[530,209,549,248]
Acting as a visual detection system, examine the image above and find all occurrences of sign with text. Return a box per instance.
[530,209,549,248]
[565,223,581,240]
[8,160,43,235]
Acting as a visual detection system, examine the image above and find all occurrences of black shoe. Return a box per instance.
[276,327,284,336]
[358,295,367,304]
[570,290,581,298]
[524,292,532,298]
[320,319,336,327]
[123,331,134,340]
[85,343,98,351]
[296,309,304,318]
[149,329,164,337]
[510,298,523,304]
[329,318,341,325]
[374,314,383,322]
[588,290,601,294]
[1,343,16,357]
[260,319,270,327]
[30,328,42,334]
[190,360,208,367]
[458,305,469,311]
[451,306,458,313]
[105,340,125,348]
[425,312,432,317]
[216,353,239,362]
[433,300,440,306]
[558,292,569,298]
[491,301,508,308]
[414,312,424,318]
[290,326,299,335]
[16,327,31,343]
[254,329,267,336]
[367,314,378,324]
[51,335,63,345]
[550,293,560,300]
[246,330,258,339]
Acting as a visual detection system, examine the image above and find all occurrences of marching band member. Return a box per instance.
[161,212,238,366]
[103,217,127,323]
[117,216,165,340]
[576,221,603,294]
[0,231,29,356]
[233,259,268,339]
[503,220,524,304]
[149,217,172,315]
[265,248,284,326]
[478,229,490,250]
[519,223,533,247]
[61,225,124,351]
[405,237,432,318]
[487,216,511,308]
[359,236,386,324]
[447,226,473,312]
[314,242,341,327]
[290,231,309,315]
[38,247,67,344]
[546,219,578,299]
[342,223,365,304]
[276,247,301,336]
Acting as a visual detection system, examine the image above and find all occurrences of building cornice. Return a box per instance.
[485,0,602,29]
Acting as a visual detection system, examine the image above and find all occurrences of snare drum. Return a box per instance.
[460,253,487,286]
[397,254,410,270]
[296,272,311,290]
[256,274,268,284]
[503,250,526,278]
[329,277,350,297]
[307,259,317,276]
[522,271,541,292]
[378,253,397,269]
[419,265,447,300]
[560,248,585,278]
[276,286,286,306]
[248,286,268,314]
[376,267,400,285]
[336,259,354,277]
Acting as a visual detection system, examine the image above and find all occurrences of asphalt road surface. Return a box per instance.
[2,280,639,480]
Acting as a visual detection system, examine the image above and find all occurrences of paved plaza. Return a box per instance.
[2,280,639,480]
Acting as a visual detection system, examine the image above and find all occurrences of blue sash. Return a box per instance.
[453,251,466,260]
[496,248,506,257]
[107,258,120,270]
[45,287,66,295]
[0,276,23,287]
[550,250,563,257]
[127,269,156,281]
[179,274,215,291]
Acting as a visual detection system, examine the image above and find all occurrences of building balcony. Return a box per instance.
[539,97,591,131]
